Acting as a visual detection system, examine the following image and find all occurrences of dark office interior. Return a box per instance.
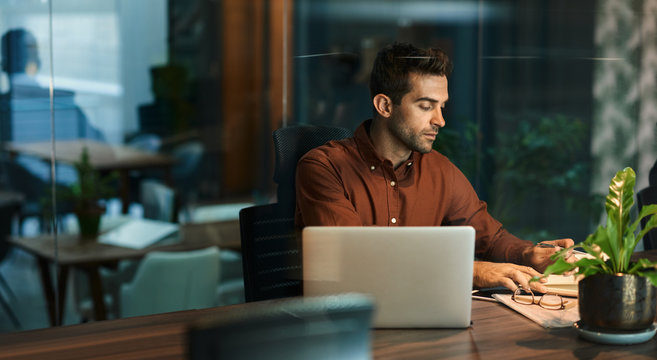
[0,0,657,357]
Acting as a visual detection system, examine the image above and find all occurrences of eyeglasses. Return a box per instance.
[512,287,573,310]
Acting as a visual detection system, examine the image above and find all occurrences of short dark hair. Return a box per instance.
[369,42,452,106]
[1,28,40,74]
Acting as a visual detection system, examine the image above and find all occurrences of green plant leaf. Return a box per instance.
[541,257,578,277]
[539,166,655,283]
[635,206,657,243]
[627,258,657,274]
[603,167,635,272]
[585,225,615,270]
[634,271,657,288]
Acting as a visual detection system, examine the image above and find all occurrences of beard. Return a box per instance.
[387,112,438,154]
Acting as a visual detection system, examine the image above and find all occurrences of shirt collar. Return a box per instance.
[354,119,419,169]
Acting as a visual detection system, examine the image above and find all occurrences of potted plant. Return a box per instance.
[66,147,117,240]
[540,167,657,333]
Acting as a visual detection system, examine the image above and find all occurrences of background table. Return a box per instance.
[8,219,240,326]
[4,140,176,213]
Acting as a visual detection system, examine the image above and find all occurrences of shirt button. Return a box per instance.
[370,165,376,171]
[390,181,396,187]
[391,217,397,224]
[407,162,412,166]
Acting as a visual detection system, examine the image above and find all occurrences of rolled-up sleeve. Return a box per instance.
[444,165,533,263]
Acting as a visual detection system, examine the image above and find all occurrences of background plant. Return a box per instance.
[68,147,117,210]
[435,113,603,242]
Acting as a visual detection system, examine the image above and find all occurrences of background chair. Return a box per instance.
[120,246,220,318]
[72,179,179,320]
[637,186,657,250]
[0,192,22,328]
[169,140,204,216]
[140,179,178,222]
[240,125,352,302]
[187,293,374,360]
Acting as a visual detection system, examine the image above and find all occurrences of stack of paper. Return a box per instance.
[543,274,580,297]
[493,294,579,328]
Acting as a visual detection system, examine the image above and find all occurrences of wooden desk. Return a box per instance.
[4,140,176,213]
[0,298,655,360]
[8,220,241,326]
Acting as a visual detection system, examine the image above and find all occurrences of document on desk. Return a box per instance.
[492,294,579,328]
[543,274,580,297]
[98,218,179,249]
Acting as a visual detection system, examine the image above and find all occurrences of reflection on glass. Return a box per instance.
[0,0,654,335]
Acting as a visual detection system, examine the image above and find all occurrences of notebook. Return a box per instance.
[302,226,475,328]
[98,218,179,249]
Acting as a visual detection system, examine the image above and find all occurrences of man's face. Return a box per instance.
[387,73,448,154]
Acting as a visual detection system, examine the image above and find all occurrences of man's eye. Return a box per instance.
[420,105,432,111]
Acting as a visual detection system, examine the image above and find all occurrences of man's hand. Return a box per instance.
[521,238,575,272]
[473,261,548,293]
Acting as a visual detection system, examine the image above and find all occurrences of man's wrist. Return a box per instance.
[520,244,535,267]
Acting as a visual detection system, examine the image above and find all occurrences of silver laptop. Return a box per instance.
[302,226,475,328]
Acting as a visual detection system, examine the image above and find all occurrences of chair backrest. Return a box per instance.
[239,203,300,302]
[238,125,352,303]
[119,246,220,317]
[637,186,657,250]
[272,125,352,211]
[188,293,375,360]
[140,179,178,222]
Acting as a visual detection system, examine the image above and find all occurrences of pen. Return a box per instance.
[536,243,558,249]
[536,242,588,256]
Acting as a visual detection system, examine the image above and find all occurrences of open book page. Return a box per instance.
[492,294,579,328]
[540,250,605,297]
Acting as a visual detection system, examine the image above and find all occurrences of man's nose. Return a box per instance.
[431,108,445,128]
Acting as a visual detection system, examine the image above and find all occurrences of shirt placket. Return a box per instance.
[383,164,400,226]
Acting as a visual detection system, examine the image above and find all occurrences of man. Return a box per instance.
[295,42,574,292]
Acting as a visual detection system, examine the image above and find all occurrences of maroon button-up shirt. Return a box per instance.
[295,120,533,263]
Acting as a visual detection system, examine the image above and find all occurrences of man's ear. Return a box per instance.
[372,94,392,118]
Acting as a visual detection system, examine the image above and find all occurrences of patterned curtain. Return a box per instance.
[592,0,657,194]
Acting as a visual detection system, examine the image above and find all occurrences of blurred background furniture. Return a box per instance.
[637,186,657,250]
[9,223,238,325]
[0,190,23,329]
[3,140,176,214]
[72,179,180,320]
[0,158,73,234]
[120,246,220,317]
[187,293,374,360]
[140,179,178,223]
[168,139,204,219]
[240,125,352,302]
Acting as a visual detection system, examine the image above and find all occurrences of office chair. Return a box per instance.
[272,125,353,212]
[188,293,375,360]
[119,246,220,317]
[240,125,352,302]
[637,186,657,250]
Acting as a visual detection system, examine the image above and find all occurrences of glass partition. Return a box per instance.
[0,0,656,333]
[292,0,656,243]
